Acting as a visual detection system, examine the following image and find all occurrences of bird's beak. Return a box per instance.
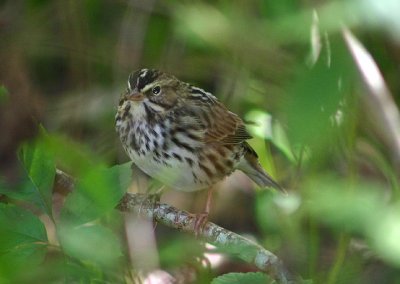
[126,90,144,102]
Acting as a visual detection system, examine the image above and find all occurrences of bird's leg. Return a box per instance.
[205,186,214,214]
[193,186,214,236]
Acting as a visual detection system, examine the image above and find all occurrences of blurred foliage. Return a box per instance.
[1,0,400,283]
[0,204,48,281]
[211,272,273,284]
[0,85,8,104]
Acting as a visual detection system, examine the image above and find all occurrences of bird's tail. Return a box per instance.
[246,163,285,192]
[238,144,286,193]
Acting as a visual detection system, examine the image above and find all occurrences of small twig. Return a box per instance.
[55,169,297,284]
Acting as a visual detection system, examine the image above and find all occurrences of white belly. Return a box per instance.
[125,145,209,192]
[116,104,215,192]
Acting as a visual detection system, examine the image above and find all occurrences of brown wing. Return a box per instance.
[203,101,252,145]
[180,86,252,145]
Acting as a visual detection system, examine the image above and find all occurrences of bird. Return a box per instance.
[115,68,283,231]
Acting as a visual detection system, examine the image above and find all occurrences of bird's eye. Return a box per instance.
[152,86,161,95]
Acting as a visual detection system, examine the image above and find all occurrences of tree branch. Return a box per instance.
[55,169,297,284]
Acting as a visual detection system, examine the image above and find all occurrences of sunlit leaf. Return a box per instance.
[246,110,273,140]
[307,10,322,66]
[271,0,400,44]
[246,110,297,163]
[357,0,400,40]
[370,207,400,266]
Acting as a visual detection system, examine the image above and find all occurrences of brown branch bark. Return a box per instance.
[54,169,298,284]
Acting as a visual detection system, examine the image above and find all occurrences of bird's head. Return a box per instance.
[119,69,186,115]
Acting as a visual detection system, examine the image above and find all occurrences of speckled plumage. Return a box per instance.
[115,69,282,192]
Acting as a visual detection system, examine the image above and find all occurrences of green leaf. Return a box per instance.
[60,163,130,225]
[306,177,384,234]
[306,177,400,267]
[159,236,204,268]
[43,133,101,177]
[0,177,49,215]
[58,223,122,266]
[285,37,355,155]
[19,136,55,217]
[0,204,48,279]
[211,272,272,284]
[0,204,48,250]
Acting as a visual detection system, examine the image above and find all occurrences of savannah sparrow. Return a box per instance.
[115,69,283,197]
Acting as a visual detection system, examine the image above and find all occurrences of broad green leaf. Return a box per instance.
[19,137,55,217]
[0,176,51,216]
[285,37,355,155]
[58,223,122,266]
[0,204,47,250]
[0,204,48,279]
[211,272,272,284]
[0,243,48,281]
[60,163,130,225]
[43,133,100,177]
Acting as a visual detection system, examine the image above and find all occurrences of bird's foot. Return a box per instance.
[192,211,209,237]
